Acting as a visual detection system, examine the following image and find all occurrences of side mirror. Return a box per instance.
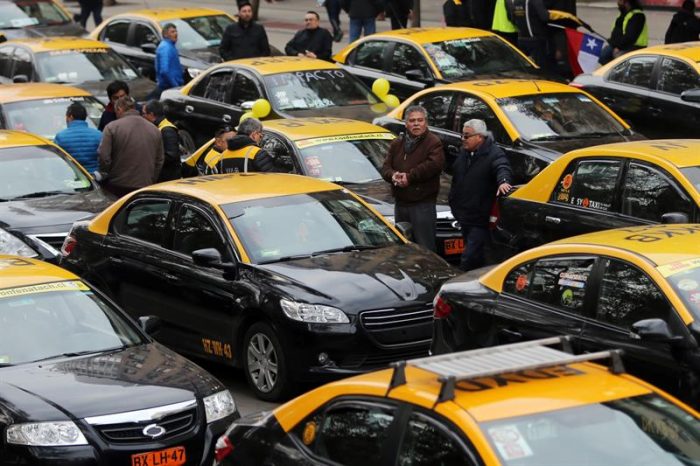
[632,318,683,343]
[661,212,689,224]
[139,315,161,335]
[681,89,700,103]
[141,43,157,54]
[396,221,413,241]
[241,101,255,111]
[192,247,223,267]
[404,69,433,85]
[12,74,28,83]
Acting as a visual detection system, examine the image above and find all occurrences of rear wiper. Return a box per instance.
[312,244,382,256]
[12,190,78,200]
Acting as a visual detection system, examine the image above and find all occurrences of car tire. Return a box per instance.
[178,129,196,161]
[242,321,293,401]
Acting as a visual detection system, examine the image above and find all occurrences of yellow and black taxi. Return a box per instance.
[333,27,543,101]
[0,130,113,262]
[0,83,104,139]
[60,174,458,400]
[0,37,155,103]
[572,42,700,138]
[0,0,84,39]
[214,336,700,465]
[184,117,464,259]
[162,56,385,145]
[374,79,641,185]
[494,140,700,256]
[433,225,700,405]
[0,255,238,465]
[90,8,236,83]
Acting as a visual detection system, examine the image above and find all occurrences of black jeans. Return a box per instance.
[395,202,436,252]
[325,0,342,37]
[457,224,489,272]
[78,0,103,28]
[518,36,552,73]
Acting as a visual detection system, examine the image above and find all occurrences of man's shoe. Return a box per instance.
[333,30,344,42]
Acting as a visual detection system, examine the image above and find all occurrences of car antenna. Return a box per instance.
[532,80,541,93]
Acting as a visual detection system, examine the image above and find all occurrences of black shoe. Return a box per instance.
[333,30,343,42]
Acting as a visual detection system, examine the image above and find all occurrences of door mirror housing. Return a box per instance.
[404,69,433,85]
[12,74,28,83]
[632,318,683,343]
[681,89,700,103]
[395,221,413,241]
[661,212,689,224]
[241,101,255,111]
[141,43,157,54]
[192,248,238,277]
[139,315,161,335]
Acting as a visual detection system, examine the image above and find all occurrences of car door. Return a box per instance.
[98,19,134,67]
[128,21,161,80]
[228,69,265,116]
[649,57,700,138]
[600,55,656,132]
[341,40,392,92]
[386,42,433,101]
[579,257,686,396]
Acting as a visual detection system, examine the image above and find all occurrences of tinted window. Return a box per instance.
[397,411,474,466]
[294,402,396,466]
[103,21,130,44]
[529,257,596,313]
[0,47,14,78]
[172,205,227,257]
[133,23,158,46]
[504,263,533,296]
[509,152,548,184]
[260,133,295,173]
[391,43,430,78]
[160,15,234,49]
[230,72,260,107]
[454,94,508,143]
[657,57,700,95]
[621,162,693,221]
[119,200,171,245]
[354,40,387,70]
[607,56,656,88]
[12,48,32,78]
[551,160,621,213]
[414,91,453,130]
[597,258,671,329]
[200,70,234,103]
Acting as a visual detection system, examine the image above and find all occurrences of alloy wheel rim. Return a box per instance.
[247,332,278,393]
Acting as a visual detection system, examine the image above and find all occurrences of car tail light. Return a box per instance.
[488,200,500,231]
[61,235,76,257]
[433,296,452,319]
[568,82,584,88]
[214,435,234,462]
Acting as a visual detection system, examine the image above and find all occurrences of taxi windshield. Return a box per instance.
[264,70,379,112]
[161,15,233,49]
[482,394,700,466]
[3,96,103,139]
[497,93,626,141]
[36,49,139,83]
[223,189,402,264]
[0,145,93,201]
[681,167,700,193]
[422,37,535,79]
[0,283,143,366]
[0,0,70,28]
[665,265,700,318]
[299,138,391,183]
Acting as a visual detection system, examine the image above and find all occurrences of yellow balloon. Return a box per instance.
[372,78,390,97]
[383,94,400,108]
[251,99,271,118]
[239,111,254,124]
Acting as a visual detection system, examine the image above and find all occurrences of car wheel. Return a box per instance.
[243,322,292,401]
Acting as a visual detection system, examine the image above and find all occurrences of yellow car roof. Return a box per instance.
[222,56,339,75]
[596,42,700,75]
[563,139,700,169]
[264,117,393,142]
[365,27,493,44]
[107,7,231,21]
[0,83,92,104]
[0,130,55,149]
[432,79,578,99]
[3,37,109,52]
[0,256,78,290]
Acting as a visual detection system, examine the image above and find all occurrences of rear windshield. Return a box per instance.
[0,0,70,28]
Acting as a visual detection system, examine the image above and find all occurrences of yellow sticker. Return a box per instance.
[0,280,89,299]
[296,132,394,148]
[658,258,700,278]
[302,422,317,445]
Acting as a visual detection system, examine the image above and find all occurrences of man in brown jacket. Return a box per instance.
[98,96,164,197]
[381,105,445,252]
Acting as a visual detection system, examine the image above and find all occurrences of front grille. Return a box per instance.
[27,233,68,254]
[97,408,196,444]
[436,218,460,233]
[360,306,433,330]
[340,345,430,369]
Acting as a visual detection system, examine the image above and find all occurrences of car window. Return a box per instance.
[391,43,430,78]
[36,49,138,83]
[3,96,103,140]
[397,411,476,466]
[454,93,509,143]
[103,21,130,44]
[161,15,233,50]
[551,159,621,213]
[414,91,453,130]
[529,257,596,314]
[197,69,233,102]
[657,57,700,95]
[117,200,171,246]
[353,40,388,70]
[230,72,261,107]
[508,152,549,184]
[12,48,32,78]
[504,263,534,296]
[293,401,396,466]
[596,258,671,329]
[0,46,14,78]
[133,23,159,47]
[621,162,693,221]
[261,133,296,173]
[172,205,227,258]
[607,55,656,89]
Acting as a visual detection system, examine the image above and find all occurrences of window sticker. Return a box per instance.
[64,179,90,189]
[576,95,593,102]
[658,257,700,277]
[0,280,89,299]
[678,279,698,291]
[557,272,587,289]
[0,355,10,364]
[561,173,573,190]
[689,291,700,305]
[488,425,534,461]
[302,422,317,445]
[561,288,575,306]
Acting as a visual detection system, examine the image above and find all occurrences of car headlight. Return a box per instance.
[280,299,349,324]
[0,228,38,257]
[384,215,395,225]
[204,390,236,423]
[6,421,88,446]
[187,67,203,79]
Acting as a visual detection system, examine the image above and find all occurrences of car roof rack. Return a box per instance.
[387,336,625,405]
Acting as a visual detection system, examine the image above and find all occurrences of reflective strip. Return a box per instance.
[295,132,395,148]
[0,280,88,299]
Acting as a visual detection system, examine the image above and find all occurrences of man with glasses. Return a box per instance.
[285,11,333,61]
[203,118,275,174]
[449,119,512,271]
[381,105,444,252]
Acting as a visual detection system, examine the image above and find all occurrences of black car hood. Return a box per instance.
[524,132,644,158]
[257,243,458,313]
[179,47,223,65]
[0,343,223,422]
[0,22,86,39]
[283,105,385,123]
[0,189,114,234]
[341,177,452,215]
[78,78,155,104]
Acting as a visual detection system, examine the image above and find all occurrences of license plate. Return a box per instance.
[131,446,186,466]
[444,238,465,255]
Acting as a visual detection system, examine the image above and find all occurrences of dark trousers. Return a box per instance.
[103,183,137,198]
[349,17,376,42]
[518,36,552,72]
[325,0,342,37]
[395,202,436,252]
[458,224,489,272]
[494,30,518,46]
[78,0,103,28]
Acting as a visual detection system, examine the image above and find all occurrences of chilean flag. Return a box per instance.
[565,28,605,76]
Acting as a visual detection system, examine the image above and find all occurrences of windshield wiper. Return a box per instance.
[529,135,572,141]
[260,253,313,264]
[312,244,382,256]
[31,347,124,363]
[11,190,78,200]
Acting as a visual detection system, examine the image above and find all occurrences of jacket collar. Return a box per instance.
[67,120,88,128]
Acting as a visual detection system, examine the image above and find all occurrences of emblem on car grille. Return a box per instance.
[451,221,461,231]
[142,423,166,439]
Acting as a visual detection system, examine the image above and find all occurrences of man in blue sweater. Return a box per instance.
[54,102,102,175]
[155,23,183,97]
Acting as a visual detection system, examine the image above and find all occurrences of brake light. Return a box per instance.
[61,235,76,257]
[433,296,453,319]
[488,199,500,231]
[569,82,584,89]
[214,435,234,462]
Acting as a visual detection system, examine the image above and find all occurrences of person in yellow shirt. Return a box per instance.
[599,0,648,65]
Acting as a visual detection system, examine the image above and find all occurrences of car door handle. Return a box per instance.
[222,114,232,123]
[545,216,561,224]
[162,273,181,283]
[499,328,523,340]
[185,105,194,114]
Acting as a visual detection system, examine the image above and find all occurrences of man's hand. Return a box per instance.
[496,182,512,196]
[392,172,408,187]
[377,11,386,20]
[304,50,317,59]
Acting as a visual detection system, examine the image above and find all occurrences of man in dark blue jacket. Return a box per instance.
[155,24,184,94]
[449,119,512,271]
[54,102,102,174]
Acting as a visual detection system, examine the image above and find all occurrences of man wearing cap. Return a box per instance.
[449,119,512,271]
[220,2,271,60]
[203,118,275,174]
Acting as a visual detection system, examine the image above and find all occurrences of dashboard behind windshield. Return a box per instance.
[3,96,103,139]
